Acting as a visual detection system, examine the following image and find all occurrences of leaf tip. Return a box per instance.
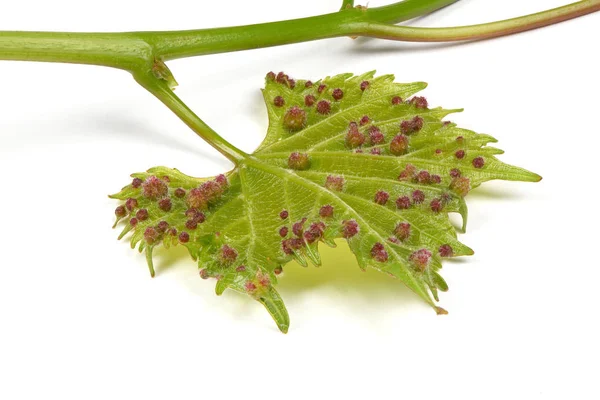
[145,246,156,278]
[435,307,448,315]
[279,324,289,334]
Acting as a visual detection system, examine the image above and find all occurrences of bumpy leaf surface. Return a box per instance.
[110,72,540,333]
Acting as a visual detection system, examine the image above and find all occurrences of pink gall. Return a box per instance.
[346,126,365,149]
[245,281,257,292]
[400,116,424,135]
[371,243,389,263]
[325,175,344,191]
[179,231,190,243]
[185,219,198,230]
[115,206,126,218]
[374,191,390,205]
[219,245,238,265]
[174,188,186,198]
[304,95,316,107]
[158,198,172,212]
[439,244,454,258]
[288,152,311,170]
[410,249,432,272]
[279,226,289,237]
[360,81,370,91]
[282,238,304,255]
[415,170,431,184]
[412,190,425,204]
[144,227,160,245]
[332,88,344,101]
[342,220,359,238]
[410,96,428,109]
[430,198,444,213]
[472,157,485,169]
[125,198,138,211]
[316,100,331,115]
[142,176,168,200]
[292,218,306,237]
[368,126,385,145]
[215,174,228,188]
[283,106,307,132]
[394,222,411,241]
[449,168,462,178]
[200,180,223,200]
[390,134,409,156]
[450,176,471,197]
[257,272,271,287]
[136,209,149,221]
[131,178,142,188]
[157,221,169,233]
[319,205,334,218]
[396,196,411,210]
[187,188,208,210]
[304,222,325,243]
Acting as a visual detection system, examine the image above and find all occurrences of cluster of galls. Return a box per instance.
[388,221,455,271]
[393,165,451,212]
[449,168,471,197]
[270,72,352,133]
[267,71,296,89]
[278,205,361,258]
[144,220,179,246]
[115,175,171,228]
[199,245,238,279]
[344,112,425,156]
[279,209,329,256]
[115,174,229,248]
[244,271,272,294]
[398,165,442,185]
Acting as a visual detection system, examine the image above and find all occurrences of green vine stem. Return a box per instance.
[135,70,248,163]
[357,1,600,42]
[1,0,598,162]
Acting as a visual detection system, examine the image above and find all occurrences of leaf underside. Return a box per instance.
[110,71,540,333]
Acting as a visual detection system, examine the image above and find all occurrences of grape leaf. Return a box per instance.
[110,71,540,333]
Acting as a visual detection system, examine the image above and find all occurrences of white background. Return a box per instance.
[1,1,598,398]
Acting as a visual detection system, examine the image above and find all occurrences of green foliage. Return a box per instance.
[110,72,540,333]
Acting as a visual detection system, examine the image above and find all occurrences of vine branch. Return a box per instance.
[356,0,600,42]
[1,0,598,163]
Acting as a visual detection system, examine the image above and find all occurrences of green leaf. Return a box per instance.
[110,71,541,333]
